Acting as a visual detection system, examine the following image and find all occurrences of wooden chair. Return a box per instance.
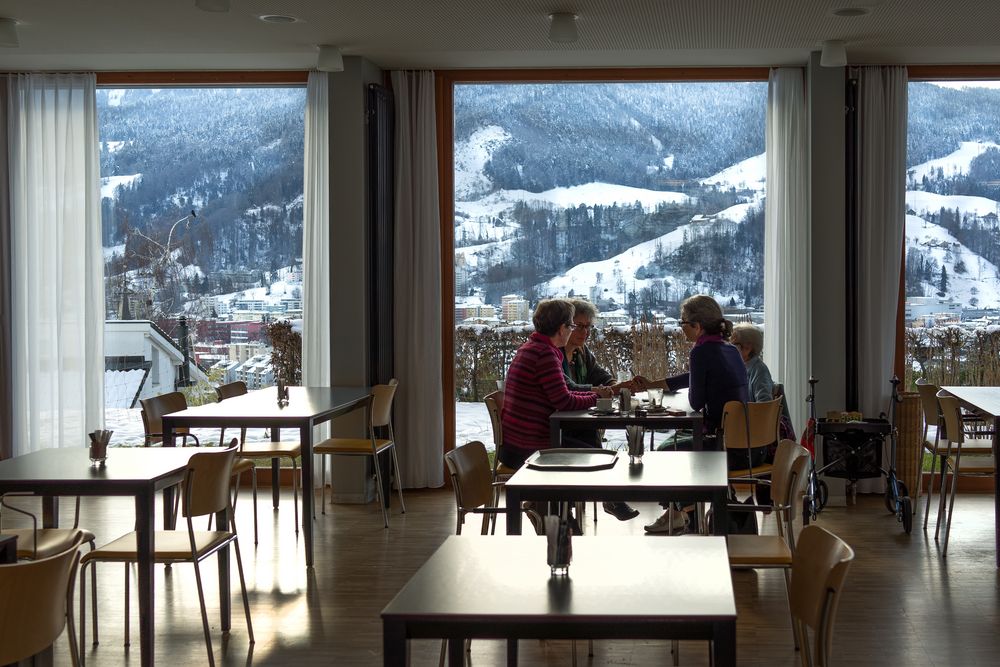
[315,380,404,527]
[215,380,301,545]
[916,380,946,530]
[0,533,83,666]
[78,446,254,667]
[484,389,518,533]
[789,525,855,667]
[932,392,995,557]
[721,398,783,484]
[727,439,811,650]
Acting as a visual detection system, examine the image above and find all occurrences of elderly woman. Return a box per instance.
[560,298,640,521]
[500,299,601,471]
[731,322,795,441]
[635,294,749,532]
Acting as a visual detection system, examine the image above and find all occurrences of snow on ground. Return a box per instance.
[906,214,1000,307]
[455,238,515,269]
[906,190,999,218]
[701,153,766,192]
[106,407,300,447]
[907,141,1000,183]
[104,369,146,409]
[457,182,690,220]
[100,174,142,200]
[540,203,754,298]
[103,244,125,260]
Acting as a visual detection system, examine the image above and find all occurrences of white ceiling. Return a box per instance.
[0,0,998,72]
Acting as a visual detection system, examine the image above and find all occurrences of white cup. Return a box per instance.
[496,379,505,392]
[596,397,614,411]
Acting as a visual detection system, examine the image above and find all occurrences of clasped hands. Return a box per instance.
[593,375,652,398]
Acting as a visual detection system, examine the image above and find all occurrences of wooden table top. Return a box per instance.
[505,450,728,493]
[382,534,736,621]
[0,447,214,490]
[941,386,1000,418]
[550,389,701,426]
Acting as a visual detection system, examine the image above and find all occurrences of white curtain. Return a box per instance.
[302,71,331,485]
[8,73,103,455]
[764,68,810,432]
[857,67,907,418]
[391,70,444,489]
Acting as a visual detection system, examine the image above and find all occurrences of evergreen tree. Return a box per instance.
[937,265,949,296]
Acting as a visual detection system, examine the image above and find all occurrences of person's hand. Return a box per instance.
[632,376,650,392]
[593,385,615,398]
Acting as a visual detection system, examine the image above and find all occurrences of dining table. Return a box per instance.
[0,446,221,667]
[160,385,371,567]
[0,533,15,564]
[549,388,705,451]
[381,534,737,666]
[939,386,1000,566]
[505,450,729,536]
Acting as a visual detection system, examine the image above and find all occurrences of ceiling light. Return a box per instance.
[820,40,848,67]
[258,15,300,24]
[0,17,19,48]
[548,12,578,43]
[195,0,230,11]
[831,7,871,17]
[316,45,344,72]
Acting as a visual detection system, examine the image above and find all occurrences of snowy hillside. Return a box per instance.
[701,153,766,192]
[541,203,754,299]
[907,141,1000,182]
[906,190,999,217]
[457,182,690,221]
[454,125,511,200]
[905,214,1000,307]
[101,174,142,200]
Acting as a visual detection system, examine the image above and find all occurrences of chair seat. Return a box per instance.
[314,437,394,455]
[949,455,995,474]
[3,527,95,560]
[495,462,518,476]
[727,534,792,567]
[239,441,302,458]
[231,458,256,476]
[83,530,233,562]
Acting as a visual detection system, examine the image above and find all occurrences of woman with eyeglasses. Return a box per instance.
[500,298,607,472]
[634,294,749,533]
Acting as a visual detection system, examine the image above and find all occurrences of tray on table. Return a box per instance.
[525,448,619,471]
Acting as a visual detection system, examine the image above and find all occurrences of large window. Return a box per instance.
[904,80,1000,386]
[99,86,307,443]
[452,80,768,446]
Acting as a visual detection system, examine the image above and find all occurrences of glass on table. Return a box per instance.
[616,370,631,384]
[647,388,664,406]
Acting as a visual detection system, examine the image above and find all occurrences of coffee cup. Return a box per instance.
[596,397,614,411]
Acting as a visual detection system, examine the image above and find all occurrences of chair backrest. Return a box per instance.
[444,440,494,513]
[0,535,82,664]
[722,398,782,450]
[790,525,855,667]
[484,390,505,449]
[771,439,810,509]
[140,391,189,444]
[936,392,965,445]
[182,444,239,519]
[216,380,248,402]
[370,379,399,428]
[916,380,941,429]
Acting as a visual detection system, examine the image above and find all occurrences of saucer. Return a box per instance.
[589,407,619,416]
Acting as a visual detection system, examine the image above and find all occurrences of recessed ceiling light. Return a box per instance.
[258,14,301,24]
[831,7,871,17]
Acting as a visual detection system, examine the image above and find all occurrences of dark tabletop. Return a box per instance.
[160,386,370,426]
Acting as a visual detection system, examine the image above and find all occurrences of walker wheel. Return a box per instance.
[815,479,829,511]
[884,481,909,513]
[901,496,913,534]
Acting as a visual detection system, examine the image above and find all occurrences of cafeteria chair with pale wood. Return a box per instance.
[216,380,301,545]
[789,525,855,667]
[484,389,518,533]
[721,398,783,484]
[0,533,83,666]
[78,446,253,667]
[916,380,946,530]
[316,380,404,527]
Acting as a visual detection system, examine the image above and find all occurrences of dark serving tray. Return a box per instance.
[525,448,619,471]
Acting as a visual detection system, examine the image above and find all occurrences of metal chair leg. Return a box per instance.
[942,448,962,557]
[372,452,390,528]
[191,556,215,667]
[292,456,300,534]
[251,466,259,545]
[923,449,939,530]
[390,445,406,513]
[320,457,326,516]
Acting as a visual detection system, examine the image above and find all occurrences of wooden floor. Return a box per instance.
[8,484,1000,666]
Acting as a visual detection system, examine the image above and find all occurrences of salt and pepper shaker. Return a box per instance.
[277,379,289,405]
[88,429,112,466]
[545,506,572,576]
[619,387,631,414]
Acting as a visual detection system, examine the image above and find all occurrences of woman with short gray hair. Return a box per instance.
[731,323,771,402]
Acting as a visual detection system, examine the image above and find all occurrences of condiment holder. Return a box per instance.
[545,508,573,576]
[88,429,112,466]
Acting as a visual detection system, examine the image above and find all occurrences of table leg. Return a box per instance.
[712,620,736,667]
[163,424,176,530]
[506,639,518,667]
[993,416,999,568]
[692,425,703,452]
[42,496,59,528]
[300,425,314,567]
[550,419,562,448]
[382,620,406,666]
[712,488,728,536]
[271,427,281,510]
[136,490,156,667]
[215,507,231,632]
[448,636,465,666]
[506,488,522,535]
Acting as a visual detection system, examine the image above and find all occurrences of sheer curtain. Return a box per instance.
[857,67,907,422]
[763,68,810,431]
[302,71,331,484]
[391,70,444,489]
[8,73,103,455]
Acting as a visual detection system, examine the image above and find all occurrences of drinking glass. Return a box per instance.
[616,370,631,384]
[647,388,663,406]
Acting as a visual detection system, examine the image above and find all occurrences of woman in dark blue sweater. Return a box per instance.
[636,294,749,532]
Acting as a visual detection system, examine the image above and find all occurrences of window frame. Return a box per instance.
[436,68,770,452]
